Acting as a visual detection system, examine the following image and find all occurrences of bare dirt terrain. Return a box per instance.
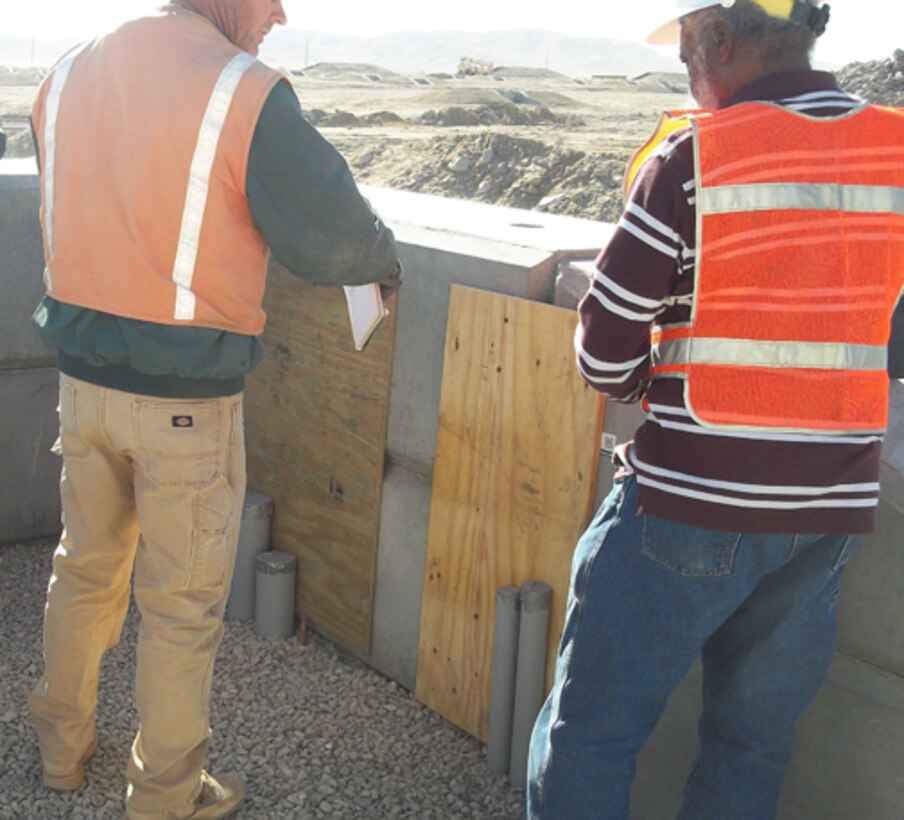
[3,53,902,224]
[0,63,685,223]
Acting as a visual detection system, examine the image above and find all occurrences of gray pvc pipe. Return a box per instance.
[486,586,521,774]
[254,550,297,639]
[508,581,552,790]
[225,491,273,622]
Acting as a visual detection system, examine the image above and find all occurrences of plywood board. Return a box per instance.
[416,285,605,741]
[244,261,396,654]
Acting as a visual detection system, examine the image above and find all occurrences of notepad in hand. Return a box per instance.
[343,284,389,351]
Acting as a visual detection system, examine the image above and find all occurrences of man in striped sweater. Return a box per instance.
[527,1,904,817]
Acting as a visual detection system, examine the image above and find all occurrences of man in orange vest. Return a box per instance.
[28,1,399,817]
[527,1,903,817]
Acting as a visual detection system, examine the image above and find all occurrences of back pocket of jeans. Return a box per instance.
[641,516,740,577]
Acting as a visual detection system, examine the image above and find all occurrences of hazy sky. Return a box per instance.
[5,1,901,67]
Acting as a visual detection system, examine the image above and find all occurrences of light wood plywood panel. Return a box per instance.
[416,285,604,740]
[244,262,396,654]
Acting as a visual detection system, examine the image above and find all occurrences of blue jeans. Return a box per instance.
[526,475,859,820]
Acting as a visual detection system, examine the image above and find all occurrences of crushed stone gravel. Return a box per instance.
[0,541,523,819]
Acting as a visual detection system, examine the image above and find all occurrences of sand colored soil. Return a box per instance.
[3,55,901,223]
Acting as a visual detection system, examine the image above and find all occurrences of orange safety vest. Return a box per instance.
[634,102,904,435]
[32,10,285,335]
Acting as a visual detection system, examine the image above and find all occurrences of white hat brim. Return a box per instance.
[647,17,682,45]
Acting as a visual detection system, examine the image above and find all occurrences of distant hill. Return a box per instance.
[260,29,682,78]
[0,28,681,78]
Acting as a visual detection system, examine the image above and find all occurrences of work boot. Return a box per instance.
[189,771,246,819]
[42,731,99,791]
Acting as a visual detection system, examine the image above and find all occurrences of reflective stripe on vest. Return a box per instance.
[699,183,904,217]
[647,102,904,435]
[41,43,89,291]
[654,337,888,372]
[173,51,256,322]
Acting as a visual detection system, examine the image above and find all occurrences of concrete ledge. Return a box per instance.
[0,162,50,364]
[361,187,610,475]
[0,367,61,545]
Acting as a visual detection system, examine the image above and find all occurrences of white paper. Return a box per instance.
[343,284,388,351]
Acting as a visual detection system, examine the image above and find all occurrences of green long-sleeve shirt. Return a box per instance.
[33,80,398,398]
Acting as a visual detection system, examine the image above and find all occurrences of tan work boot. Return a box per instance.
[189,771,246,819]
[42,732,99,791]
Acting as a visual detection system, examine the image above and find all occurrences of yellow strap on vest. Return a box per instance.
[624,111,699,199]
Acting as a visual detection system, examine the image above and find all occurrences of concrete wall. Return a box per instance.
[0,159,61,545]
[3,171,903,816]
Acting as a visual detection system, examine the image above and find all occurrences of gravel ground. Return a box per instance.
[0,541,523,819]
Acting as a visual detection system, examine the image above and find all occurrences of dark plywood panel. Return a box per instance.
[416,285,604,740]
[245,262,396,653]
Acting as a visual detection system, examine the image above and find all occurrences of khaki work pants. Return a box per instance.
[29,374,246,818]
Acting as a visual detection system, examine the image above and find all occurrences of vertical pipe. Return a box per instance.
[486,586,521,773]
[225,491,273,622]
[508,581,552,790]
[254,551,297,639]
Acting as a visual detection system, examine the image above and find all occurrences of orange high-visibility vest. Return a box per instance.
[32,10,285,335]
[641,102,904,434]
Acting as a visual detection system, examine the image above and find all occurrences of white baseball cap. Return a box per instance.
[647,0,824,45]
[647,0,738,45]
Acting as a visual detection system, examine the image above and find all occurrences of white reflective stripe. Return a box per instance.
[634,473,880,511]
[172,52,256,321]
[41,44,89,290]
[593,269,663,310]
[699,183,904,216]
[655,337,887,371]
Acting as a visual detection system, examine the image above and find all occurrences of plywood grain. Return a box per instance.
[415,285,605,741]
[244,262,396,654]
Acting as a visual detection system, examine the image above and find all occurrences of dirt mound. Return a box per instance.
[305,62,401,79]
[3,128,34,158]
[836,52,904,105]
[415,102,583,128]
[342,131,630,223]
[627,72,689,94]
[491,66,569,81]
[305,109,363,127]
[0,66,45,86]
[417,89,513,106]
[362,111,405,125]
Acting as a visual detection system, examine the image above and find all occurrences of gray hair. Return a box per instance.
[703,0,819,63]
